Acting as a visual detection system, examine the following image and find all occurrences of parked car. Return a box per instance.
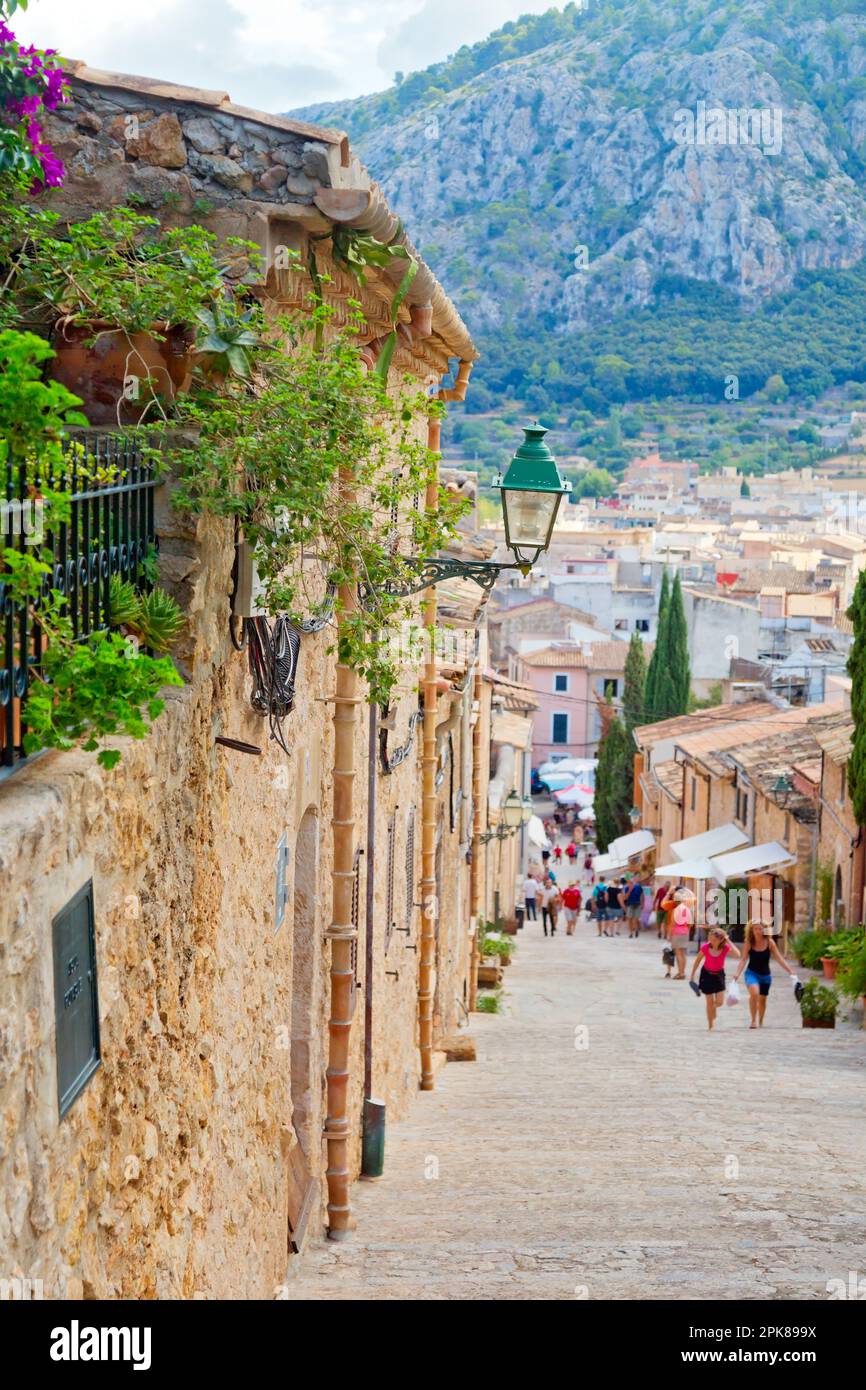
[532,769,576,795]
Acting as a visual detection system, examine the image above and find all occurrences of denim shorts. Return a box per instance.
[744,969,772,996]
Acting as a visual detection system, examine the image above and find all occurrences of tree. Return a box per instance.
[595,713,632,851]
[847,568,866,825]
[764,373,789,403]
[740,477,750,497]
[668,572,691,713]
[644,569,691,722]
[623,631,647,733]
[644,569,669,722]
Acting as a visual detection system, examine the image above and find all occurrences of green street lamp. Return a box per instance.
[501,789,525,828]
[496,424,571,571]
[371,423,570,597]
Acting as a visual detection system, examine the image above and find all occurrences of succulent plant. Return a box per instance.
[136,586,184,652]
[108,576,142,629]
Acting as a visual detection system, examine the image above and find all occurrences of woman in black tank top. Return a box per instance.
[733,922,795,1028]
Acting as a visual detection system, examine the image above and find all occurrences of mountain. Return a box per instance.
[292,1,866,412]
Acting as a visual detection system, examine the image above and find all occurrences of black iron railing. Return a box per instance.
[1,434,159,773]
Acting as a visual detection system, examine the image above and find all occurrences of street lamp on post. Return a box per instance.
[628,805,641,827]
[370,424,571,598]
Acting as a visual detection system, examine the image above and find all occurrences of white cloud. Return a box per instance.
[14,0,555,110]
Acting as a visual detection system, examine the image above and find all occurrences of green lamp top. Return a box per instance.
[500,423,570,494]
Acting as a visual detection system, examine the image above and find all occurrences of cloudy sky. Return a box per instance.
[16,0,556,111]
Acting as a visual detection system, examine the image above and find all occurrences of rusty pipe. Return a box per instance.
[324,471,361,1241]
[418,409,441,1092]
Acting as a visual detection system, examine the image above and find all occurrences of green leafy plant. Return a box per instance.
[11,204,257,336]
[798,978,839,1022]
[836,934,866,1000]
[791,929,833,970]
[310,224,417,380]
[480,929,514,962]
[0,329,183,768]
[171,297,469,704]
[23,628,182,770]
[476,989,502,1014]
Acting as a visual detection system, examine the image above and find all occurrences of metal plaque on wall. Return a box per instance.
[52,880,101,1118]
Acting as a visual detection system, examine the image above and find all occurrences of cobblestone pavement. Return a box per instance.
[289,911,866,1300]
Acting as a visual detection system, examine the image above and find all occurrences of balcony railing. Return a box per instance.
[1,434,159,774]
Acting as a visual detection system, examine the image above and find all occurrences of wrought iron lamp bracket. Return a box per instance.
[359,557,530,603]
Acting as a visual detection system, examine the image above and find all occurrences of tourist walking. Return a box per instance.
[732,921,796,1028]
[606,878,625,936]
[653,880,671,938]
[566,841,577,864]
[540,877,561,936]
[562,882,582,935]
[554,842,563,865]
[624,877,645,938]
[689,928,741,1030]
[523,872,538,921]
[661,885,694,978]
[592,877,609,936]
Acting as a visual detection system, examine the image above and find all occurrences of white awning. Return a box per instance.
[654,857,718,880]
[554,784,594,807]
[593,852,628,875]
[670,823,749,861]
[527,814,550,850]
[610,829,656,860]
[578,807,596,821]
[709,841,796,883]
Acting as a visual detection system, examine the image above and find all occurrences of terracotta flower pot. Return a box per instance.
[802,1016,835,1029]
[49,321,194,425]
[820,957,838,981]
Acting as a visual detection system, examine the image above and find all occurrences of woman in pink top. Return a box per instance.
[661,885,695,979]
[689,928,741,1030]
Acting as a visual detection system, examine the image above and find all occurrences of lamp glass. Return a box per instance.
[502,790,524,828]
[521,796,533,824]
[501,488,560,551]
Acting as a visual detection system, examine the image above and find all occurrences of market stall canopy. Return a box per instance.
[527,814,550,850]
[654,857,718,880]
[593,852,628,875]
[709,841,796,883]
[610,829,656,860]
[553,784,594,807]
[578,807,596,821]
[669,823,749,861]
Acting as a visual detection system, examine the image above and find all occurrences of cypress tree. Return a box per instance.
[668,572,691,713]
[595,714,632,851]
[847,568,866,825]
[644,569,670,722]
[623,631,647,733]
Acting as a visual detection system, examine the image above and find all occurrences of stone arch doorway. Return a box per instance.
[286,807,320,1254]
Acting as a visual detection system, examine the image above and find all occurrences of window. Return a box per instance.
[554,672,569,693]
[690,775,697,812]
[614,618,628,631]
[841,763,847,807]
[602,678,619,700]
[552,712,569,744]
[636,618,650,633]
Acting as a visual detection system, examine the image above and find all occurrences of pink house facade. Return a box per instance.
[517,647,591,766]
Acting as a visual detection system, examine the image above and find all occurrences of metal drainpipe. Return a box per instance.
[419,408,440,1091]
[324,472,360,1240]
[361,701,386,1177]
[468,666,483,1011]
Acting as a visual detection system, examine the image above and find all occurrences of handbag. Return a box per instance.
[662,946,676,967]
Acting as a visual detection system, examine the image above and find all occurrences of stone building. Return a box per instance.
[0,65,524,1300]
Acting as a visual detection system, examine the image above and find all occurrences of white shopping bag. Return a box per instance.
[725,979,741,1007]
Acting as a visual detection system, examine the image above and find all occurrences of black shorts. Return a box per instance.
[699,967,726,996]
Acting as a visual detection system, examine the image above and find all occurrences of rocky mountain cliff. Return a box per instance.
[292,0,866,352]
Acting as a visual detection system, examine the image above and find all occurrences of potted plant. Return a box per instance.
[819,929,859,981]
[791,928,833,971]
[835,933,866,1024]
[10,205,255,424]
[798,979,839,1030]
